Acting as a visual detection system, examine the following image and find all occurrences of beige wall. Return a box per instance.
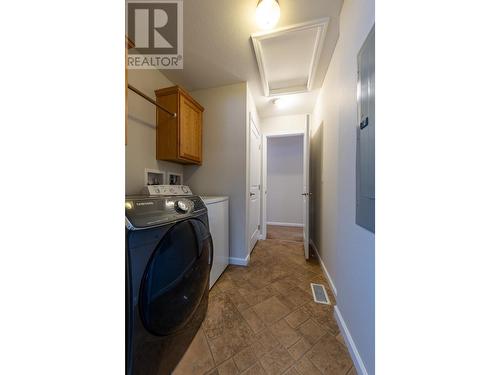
[310,0,375,372]
[125,69,183,195]
[260,114,307,135]
[184,83,249,262]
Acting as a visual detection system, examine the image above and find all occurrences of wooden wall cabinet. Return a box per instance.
[155,86,204,165]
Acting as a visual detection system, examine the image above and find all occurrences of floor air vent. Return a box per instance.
[311,283,331,305]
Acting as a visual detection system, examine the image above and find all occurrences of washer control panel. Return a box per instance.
[125,195,205,230]
[143,185,192,196]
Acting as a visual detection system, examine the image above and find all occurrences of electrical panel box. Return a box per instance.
[356,26,375,233]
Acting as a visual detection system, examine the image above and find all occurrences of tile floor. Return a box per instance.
[266,225,304,242]
[173,226,356,375]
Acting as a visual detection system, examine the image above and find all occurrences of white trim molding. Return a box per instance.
[334,306,369,375]
[251,18,330,97]
[309,240,337,298]
[267,221,304,228]
[228,254,250,266]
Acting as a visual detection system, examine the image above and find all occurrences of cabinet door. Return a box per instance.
[179,95,202,163]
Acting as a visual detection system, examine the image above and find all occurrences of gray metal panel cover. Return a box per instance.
[356,26,375,233]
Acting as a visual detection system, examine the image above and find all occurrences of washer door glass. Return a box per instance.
[140,218,212,336]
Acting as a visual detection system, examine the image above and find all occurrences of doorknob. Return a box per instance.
[301,193,312,196]
[250,192,256,197]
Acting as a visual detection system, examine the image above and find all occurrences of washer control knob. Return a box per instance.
[175,200,189,213]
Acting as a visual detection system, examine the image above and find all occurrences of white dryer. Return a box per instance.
[200,196,229,288]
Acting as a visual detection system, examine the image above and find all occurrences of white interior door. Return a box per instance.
[249,115,262,252]
[303,115,310,259]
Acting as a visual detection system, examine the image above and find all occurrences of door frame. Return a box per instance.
[261,130,306,241]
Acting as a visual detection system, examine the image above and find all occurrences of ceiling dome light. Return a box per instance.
[271,96,295,108]
[256,0,280,30]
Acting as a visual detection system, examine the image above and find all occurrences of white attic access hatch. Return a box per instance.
[251,18,329,97]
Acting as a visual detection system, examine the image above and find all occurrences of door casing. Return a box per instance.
[261,114,311,259]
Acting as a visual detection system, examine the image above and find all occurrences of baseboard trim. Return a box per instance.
[334,305,369,375]
[267,221,304,227]
[228,254,250,266]
[309,240,337,298]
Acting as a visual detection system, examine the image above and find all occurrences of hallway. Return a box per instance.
[173,228,356,375]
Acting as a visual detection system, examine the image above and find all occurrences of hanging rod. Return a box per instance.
[127,84,177,118]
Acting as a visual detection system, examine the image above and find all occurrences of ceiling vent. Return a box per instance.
[251,18,329,97]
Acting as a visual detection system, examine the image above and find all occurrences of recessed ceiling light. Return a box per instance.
[271,95,296,109]
[256,0,280,30]
[272,98,282,106]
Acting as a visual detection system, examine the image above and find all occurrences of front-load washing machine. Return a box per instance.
[125,194,212,375]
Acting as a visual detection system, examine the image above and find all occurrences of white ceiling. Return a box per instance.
[160,0,343,118]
